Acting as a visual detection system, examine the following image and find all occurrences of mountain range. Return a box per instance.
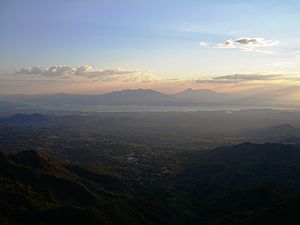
[0,88,267,107]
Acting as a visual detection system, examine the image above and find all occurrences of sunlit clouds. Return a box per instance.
[13,65,161,83]
[1,66,299,98]
[215,39,236,49]
[212,37,279,54]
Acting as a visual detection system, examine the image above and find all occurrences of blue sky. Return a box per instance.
[0,0,300,94]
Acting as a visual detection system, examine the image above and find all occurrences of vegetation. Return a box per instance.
[1,112,300,224]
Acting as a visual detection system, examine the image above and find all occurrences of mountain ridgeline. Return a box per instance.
[0,88,267,106]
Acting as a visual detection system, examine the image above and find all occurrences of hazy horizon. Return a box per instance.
[1,0,300,102]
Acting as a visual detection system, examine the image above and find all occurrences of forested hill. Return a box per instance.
[1,142,300,225]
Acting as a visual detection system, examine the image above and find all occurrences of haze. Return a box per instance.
[0,0,300,108]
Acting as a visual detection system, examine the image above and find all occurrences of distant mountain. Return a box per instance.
[0,88,276,107]
[95,88,175,104]
[241,124,300,142]
[0,89,178,106]
[203,142,300,164]
[174,88,226,101]
[34,89,175,104]
[100,88,169,99]
[173,88,242,105]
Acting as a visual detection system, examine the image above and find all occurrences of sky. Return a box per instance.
[0,0,300,95]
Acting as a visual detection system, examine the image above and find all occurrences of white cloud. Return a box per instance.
[215,39,236,49]
[44,65,74,77]
[214,37,279,54]
[199,41,209,47]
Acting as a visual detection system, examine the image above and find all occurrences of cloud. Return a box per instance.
[2,66,300,97]
[199,41,209,47]
[44,66,75,77]
[239,47,274,54]
[214,74,281,81]
[15,66,45,75]
[15,66,75,78]
[253,49,274,54]
[13,65,161,83]
[214,37,279,54]
[195,73,290,84]
[215,39,236,49]
[235,38,279,47]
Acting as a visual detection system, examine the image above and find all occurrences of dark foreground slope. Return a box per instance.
[1,143,300,225]
[0,150,179,225]
[179,142,300,224]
